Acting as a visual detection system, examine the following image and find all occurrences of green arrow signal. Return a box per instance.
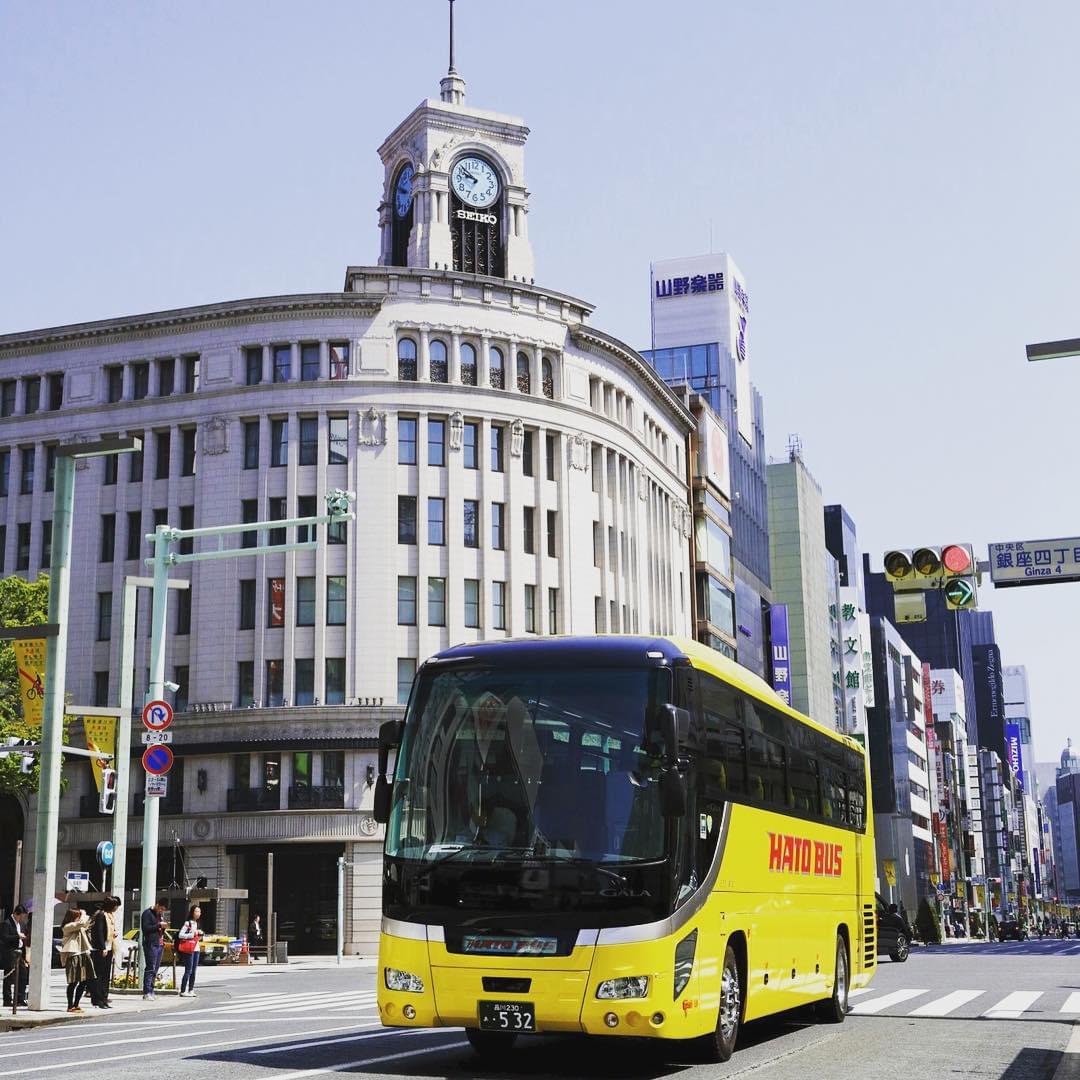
[945,578,976,609]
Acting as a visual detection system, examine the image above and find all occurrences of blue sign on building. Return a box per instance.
[770,605,792,707]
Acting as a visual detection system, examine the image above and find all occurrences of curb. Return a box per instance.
[1053,1023,1080,1080]
[0,996,187,1032]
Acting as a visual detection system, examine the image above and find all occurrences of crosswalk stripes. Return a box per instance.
[983,991,1042,1019]
[1060,992,1080,1013]
[849,989,929,1015]
[847,986,1060,1020]
[909,990,984,1017]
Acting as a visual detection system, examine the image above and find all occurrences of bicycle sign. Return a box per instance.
[142,699,173,732]
[19,668,44,700]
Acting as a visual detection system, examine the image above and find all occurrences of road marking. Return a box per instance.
[848,988,873,998]
[983,991,1042,1019]
[213,992,377,1015]
[270,1039,471,1080]
[253,1026,430,1054]
[908,990,984,1017]
[0,1028,231,1061]
[849,989,928,1015]
[1061,992,1080,1013]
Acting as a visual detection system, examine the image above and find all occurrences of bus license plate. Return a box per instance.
[478,1001,535,1032]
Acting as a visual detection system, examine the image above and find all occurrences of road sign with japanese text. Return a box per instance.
[989,537,1080,587]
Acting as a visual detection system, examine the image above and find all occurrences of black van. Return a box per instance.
[876,893,912,962]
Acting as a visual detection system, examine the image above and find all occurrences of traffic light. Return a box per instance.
[1,736,35,773]
[99,765,117,814]
[912,546,942,581]
[944,576,978,610]
[884,550,913,584]
[941,543,974,577]
[20,750,34,774]
[882,542,979,609]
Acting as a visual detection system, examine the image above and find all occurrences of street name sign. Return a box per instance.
[142,699,173,731]
[141,730,173,746]
[989,537,1080,587]
[145,775,168,798]
[142,744,174,775]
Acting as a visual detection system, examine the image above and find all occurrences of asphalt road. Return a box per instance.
[3,939,1080,1079]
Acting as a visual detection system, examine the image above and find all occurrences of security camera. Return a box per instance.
[163,680,180,693]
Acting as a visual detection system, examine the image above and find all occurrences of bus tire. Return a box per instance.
[815,934,849,1024]
[693,941,742,1063]
[465,1028,517,1057]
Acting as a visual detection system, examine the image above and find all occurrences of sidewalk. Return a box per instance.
[0,954,376,1032]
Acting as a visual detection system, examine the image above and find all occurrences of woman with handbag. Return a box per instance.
[178,904,202,998]
[60,908,98,1013]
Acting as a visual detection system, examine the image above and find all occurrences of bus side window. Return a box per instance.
[789,749,820,816]
[721,723,746,796]
[748,731,786,808]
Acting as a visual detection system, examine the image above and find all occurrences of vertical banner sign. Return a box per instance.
[769,605,792,707]
[935,813,951,883]
[82,714,117,792]
[13,638,46,728]
[269,578,285,627]
[1005,722,1025,791]
[1033,846,1042,895]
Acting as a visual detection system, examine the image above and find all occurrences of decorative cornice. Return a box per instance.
[0,294,384,360]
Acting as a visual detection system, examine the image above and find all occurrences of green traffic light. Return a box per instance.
[945,578,976,610]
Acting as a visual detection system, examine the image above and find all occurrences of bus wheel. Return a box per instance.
[465,1028,517,1057]
[815,935,849,1024]
[693,941,741,1063]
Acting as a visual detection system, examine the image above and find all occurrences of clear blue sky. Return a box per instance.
[2,1,1078,763]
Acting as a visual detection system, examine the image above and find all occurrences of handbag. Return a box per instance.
[178,922,198,954]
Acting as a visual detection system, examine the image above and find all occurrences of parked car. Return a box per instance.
[876,893,912,962]
[121,927,229,964]
[998,919,1028,942]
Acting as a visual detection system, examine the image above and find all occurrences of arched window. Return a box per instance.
[460,342,477,386]
[430,339,448,383]
[517,351,531,394]
[489,346,505,389]
[542,356,555,399]
[398,338,417,381]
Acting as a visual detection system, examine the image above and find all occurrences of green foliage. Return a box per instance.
[915,897,942,944]
[0,574,51,797]
[969,910,984,938]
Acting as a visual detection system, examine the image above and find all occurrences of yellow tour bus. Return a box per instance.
[373,635,876,1061]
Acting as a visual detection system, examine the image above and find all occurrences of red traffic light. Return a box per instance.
[942,544,972,575]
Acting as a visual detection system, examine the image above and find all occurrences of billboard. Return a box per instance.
[769,605,792,707]
[696,409,730,498]
[989,537,1080,587]
[1005,722,1025,791]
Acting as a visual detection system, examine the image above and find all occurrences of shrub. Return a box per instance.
[915,898,942,944]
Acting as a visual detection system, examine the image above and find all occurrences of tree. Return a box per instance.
[915,897,942,945]
[0,574,51,797]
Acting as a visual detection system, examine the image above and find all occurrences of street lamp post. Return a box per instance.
[27,436,140,1012]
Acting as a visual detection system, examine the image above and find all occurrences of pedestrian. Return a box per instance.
[247,914,264,959]
[141,897,169,1000]
[0,904,29,1008]
[178,904,202,998]
[60,908,97,1013]
[90,897,119,1008]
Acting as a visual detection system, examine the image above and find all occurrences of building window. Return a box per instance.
[489,346,504,389]
[492,581,506,630]
[269,419,288,467]
[93,670,109,708]
[47,372,63,410]
[428,418,445,466]
[328,416,348,464]
[239,579,256,629]
[182,354,199,393]
[397,658,416,705]
[491,425,504,472]
[329,341,350,380]
[268,496,286,546]
[176,505,197,555]
[546,433,557,480]
[398,338,417,381]
[523,507,535,554]
[15,523,29,571]
[548,587,559,634]
[173,665,189,712]
[19,447,33,494]
[245,346,263,386]
[243,421,259,469]
[297,495,316,543]
[492,502,505,550]
[464,578,480,628]
[546,509,557,558]
[40,520,51,569]
[126,511,141,561]
[429,339,448,383]
[542,356,555,398]
[154,431,170,480]
[463,499,479,547]
[273,345,291,382]
[158,358,175,396]
[1,380,16,416]
[180,427,196,476]
[327,575,347,625]
[299,417,318,466]
[325,658,346,704]
[294,659,315,706]
[425,496,446,546]
[237,662,255,707]
[96,592,112,640]
[327,511,346,545]
[398,417,417,464]
[460,342,477,386]
[522,431,534,477]
[517,352,531,394]
[23,376,40,414]
[241,499,258,549]
[128,434,143,482]
[131,363,149,401]
[265,660,284,707]
[300,343,320,382]
[0,450,7,497]
[100,514,115,563]
[44,445,56,492]
[524,584,536,633]
[175,589,191,635]
[296,577,316,626]
[268,577,285,627]
[428,577,446,626]
[463,422,479,469]
[397,576,417,625]
[106,366,123,403]
[398,496,417,544]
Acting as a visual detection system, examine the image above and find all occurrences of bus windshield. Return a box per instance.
[386,664,672,865]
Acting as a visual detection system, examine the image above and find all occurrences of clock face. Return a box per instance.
[451,156,500,209]
[394,164,414,218]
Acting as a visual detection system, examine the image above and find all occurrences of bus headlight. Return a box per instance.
[384,967,425,993]
[673,928,698,999]
[596,976,649,999]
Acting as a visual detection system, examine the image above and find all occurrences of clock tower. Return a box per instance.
[376,25,534,282]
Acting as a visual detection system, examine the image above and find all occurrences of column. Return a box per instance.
[418,328,430,382]
[479,335,491,387]
[532,345,543,403]
[320,341,330,381]
[290,342,299,382]
[507,339,519,394]
[449,331,461,385]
